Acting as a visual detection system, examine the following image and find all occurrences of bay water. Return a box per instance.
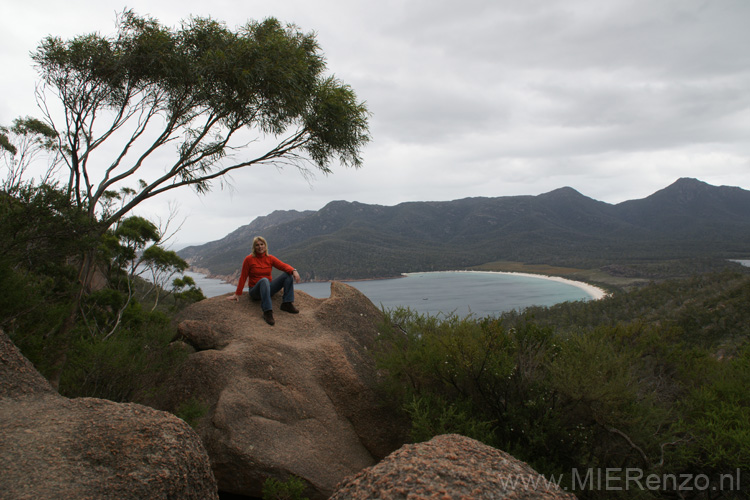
[185,270,601,318]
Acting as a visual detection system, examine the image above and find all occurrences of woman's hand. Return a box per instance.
[291,270,301,283]
[227,294,239,302]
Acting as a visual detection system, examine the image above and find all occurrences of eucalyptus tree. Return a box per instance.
[20,10,369,383]
[87,215,192,337]
[0,117,61,192]
[32,9,370,288]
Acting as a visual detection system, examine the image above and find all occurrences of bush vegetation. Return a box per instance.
[0,182,204,403]
[374,271,750,499]
[262,476,309,500]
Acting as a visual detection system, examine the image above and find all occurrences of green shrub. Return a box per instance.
[58,308,186,402]
[404,394,496,444]
[262,476,309,500]
[374,309,697,499]
[672,347,750,473]
[175,397,210,429]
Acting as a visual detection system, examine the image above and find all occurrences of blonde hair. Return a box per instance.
[252,236,268,256]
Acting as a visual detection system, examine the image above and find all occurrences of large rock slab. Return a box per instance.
[160,282,406,499]
[0,329,219,500]
[330,434,578,500]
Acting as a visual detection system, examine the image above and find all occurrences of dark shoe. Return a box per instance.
[263,310,275,325]
[280,302,299,314]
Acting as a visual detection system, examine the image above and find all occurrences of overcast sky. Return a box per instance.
[2,0,750,248]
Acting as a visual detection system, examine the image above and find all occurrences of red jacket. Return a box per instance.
[235,253,294,295]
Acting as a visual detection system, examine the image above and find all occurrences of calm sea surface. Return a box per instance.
[186,270,598,318]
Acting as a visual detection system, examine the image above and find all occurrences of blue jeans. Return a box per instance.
[248,273,295,312]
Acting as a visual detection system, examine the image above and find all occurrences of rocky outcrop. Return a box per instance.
[330,434,578,500]
[158,282,406,499]
[0,329,219,500]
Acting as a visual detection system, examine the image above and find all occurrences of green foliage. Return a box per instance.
[4,117,56,142]
[59,307,187,402]
[113,217,161,261]
[376,309,585,468]
[142,245,188,273]
[0,131,14,155]
[0,183,91,371]
[672,348,750,473]
[404,394,496,444]
[174,397,210,429]
[1,116,60,192]
[171,275,206,308]
[262,476,309,500]
[512,270,750,353]
[547,325,677,477]
[0,181,196,404]
[0,182,95,271]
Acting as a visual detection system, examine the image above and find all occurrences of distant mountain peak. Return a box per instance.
[674,177,704,184]
[667,177,710,190]
[541,186,584,197]
[650,177,736,202]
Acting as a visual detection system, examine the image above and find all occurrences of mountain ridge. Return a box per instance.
[179,178,750,282]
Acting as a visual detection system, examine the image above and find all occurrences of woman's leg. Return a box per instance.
[248,278,273,312]
[269,272,295,304]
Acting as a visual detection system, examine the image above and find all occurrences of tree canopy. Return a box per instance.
[0,117,60,192]
[32,9,370,228]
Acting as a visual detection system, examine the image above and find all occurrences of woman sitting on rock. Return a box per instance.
[227,236,300,325]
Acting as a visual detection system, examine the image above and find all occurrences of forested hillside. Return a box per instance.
[180,178,750,282]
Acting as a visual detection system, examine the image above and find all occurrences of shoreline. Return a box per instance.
[188,268,609,301]
[403,270,609,301]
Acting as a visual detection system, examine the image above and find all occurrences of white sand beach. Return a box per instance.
[502,272,608,300]
[406,270,609,301]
